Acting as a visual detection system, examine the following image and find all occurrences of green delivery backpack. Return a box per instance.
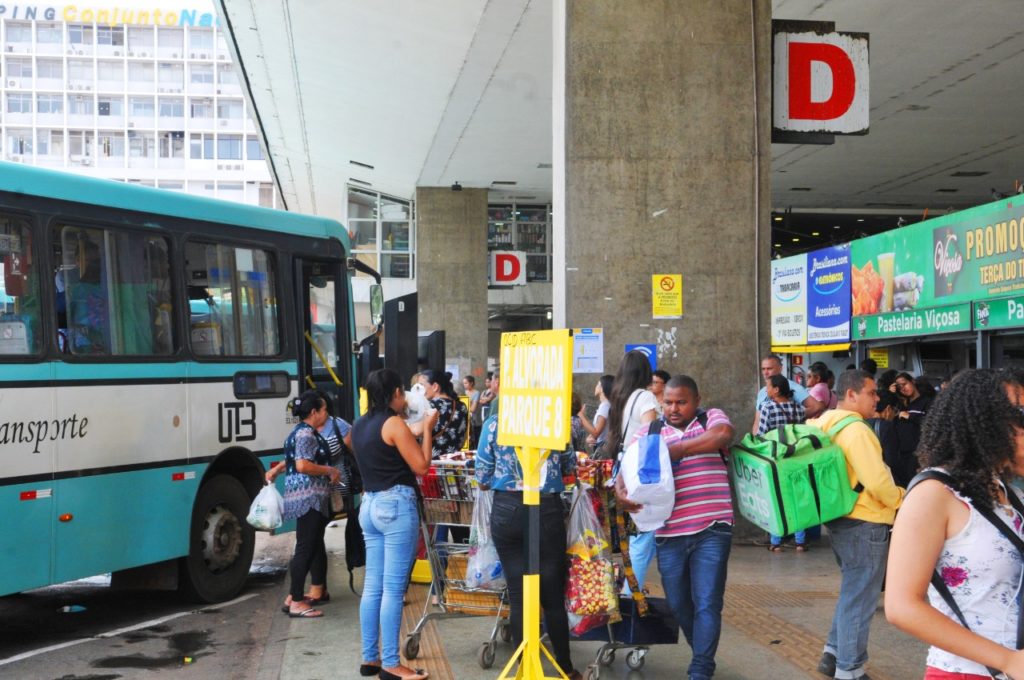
[729,416,864,536]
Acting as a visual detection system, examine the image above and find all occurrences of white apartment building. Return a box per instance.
[0,1,277,207]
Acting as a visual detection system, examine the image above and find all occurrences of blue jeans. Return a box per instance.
[770,529,806,546]
[359,485,419,668]
[656,523,732,680]
[823,517,890,680]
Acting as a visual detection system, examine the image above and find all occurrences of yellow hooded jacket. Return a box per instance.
[807,409,906,525]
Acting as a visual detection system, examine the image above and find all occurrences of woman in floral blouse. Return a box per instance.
[885,369,1024,679]
[422,369,468,458]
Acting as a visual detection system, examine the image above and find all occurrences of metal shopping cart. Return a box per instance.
[403,458,513,670]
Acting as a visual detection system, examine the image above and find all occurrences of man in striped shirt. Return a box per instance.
[617,375,735,680]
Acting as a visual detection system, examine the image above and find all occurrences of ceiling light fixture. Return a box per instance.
[792,237,801,242]
[451,181,462,192]
[812,231,820,236]
[349,160,374,170]
[773,216,783,222]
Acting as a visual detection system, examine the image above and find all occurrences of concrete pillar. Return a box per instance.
[555,0,772,426]
[415,187,489,382]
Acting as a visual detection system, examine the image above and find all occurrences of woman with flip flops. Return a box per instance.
[267,390,341,618]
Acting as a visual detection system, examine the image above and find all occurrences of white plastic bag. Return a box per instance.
[247,484,284,531]
[465,490,505,590]
[619,422,675,532]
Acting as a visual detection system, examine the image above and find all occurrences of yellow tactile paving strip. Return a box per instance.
[723,583,899,680]
[401,584,455,680]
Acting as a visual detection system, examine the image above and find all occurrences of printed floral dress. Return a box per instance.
[429,397,468,458]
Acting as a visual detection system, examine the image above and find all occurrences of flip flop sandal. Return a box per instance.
[281,597,311,614]
[305,592,330,605]
[287,607,323,618]
[378,670,428,680]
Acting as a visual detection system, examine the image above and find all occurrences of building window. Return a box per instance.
[217,99,242,120]
[129,96,154,117]
[6,23,31,43]
[68,130,95,156]
[158,62,183,88]
[159,180,184,191]
[6,58,32,79]
[37,58,63,79]
[67,59,92,81]
[37,94,63,114]
[36,23,62,44]
[68,24,94,46]
[0,216,42,355]
[246,136,263,160]
[159,97,184,118]
[128,131,155,157]
[128,61,154,83]
[190,132,213,159]
[97,26,125,46]
[188,28,214,52]
[127,26,153,53]
[190,98,213,119]
[158,27,184,51]
[99,132,125,158]
[68,95,94,115]
[347,187,415,279]
[217,134,242,160]
[217,63,238,86]
[37,130,64,157]
[159,131,185,158]
[7,129,33,155]
[98,97,123,116]
[6,93,32,114]
[258,183,275,208]
[97,60,123,84]
[189,63,213,84]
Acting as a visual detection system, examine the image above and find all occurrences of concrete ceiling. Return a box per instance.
[216,0,1024,220]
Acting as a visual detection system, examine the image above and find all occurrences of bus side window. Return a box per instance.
[0,215,41,355]
[55,225,175,357]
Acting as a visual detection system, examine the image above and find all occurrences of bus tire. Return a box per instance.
[179,474,255,603]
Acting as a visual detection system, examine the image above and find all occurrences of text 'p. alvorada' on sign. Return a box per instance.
[501,344,566,391]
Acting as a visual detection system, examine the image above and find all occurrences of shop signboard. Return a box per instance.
[973,295,1024,331]
[771,253,807,345]
[851,198,1024,316]
[806,244,851,344]
[853,302,971,341]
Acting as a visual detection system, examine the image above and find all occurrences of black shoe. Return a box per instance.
[359,663,381,677]
[817,652,836,677]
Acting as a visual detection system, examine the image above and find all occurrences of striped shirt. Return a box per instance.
[634,409,734,537]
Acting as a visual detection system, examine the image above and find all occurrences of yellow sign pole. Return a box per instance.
[495,329,573,680]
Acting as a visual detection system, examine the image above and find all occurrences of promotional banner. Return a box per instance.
[806,244,851,344]
[771,254,808,345]
[851,198,1024,316]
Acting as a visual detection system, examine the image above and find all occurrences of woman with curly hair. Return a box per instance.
[885,369,1024,679]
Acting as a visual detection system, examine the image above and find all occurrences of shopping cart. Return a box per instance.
[569,470,679,680]
[403,458,512,670]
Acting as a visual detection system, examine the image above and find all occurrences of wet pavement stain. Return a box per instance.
[91,629,216,670]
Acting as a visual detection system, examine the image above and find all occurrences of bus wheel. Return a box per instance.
[179,474,255,603]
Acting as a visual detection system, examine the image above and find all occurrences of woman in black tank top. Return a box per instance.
[351,369,436,680]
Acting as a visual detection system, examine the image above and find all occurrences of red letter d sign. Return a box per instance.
[490,251,526,285]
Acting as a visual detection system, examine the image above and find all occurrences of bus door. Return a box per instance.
[297,259,351,420]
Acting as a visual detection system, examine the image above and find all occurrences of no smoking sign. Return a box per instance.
[652,274,683,319]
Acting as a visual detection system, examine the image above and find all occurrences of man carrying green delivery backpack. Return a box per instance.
[807,369,906,680]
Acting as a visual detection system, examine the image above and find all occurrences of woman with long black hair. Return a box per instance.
[602,350,658,461]
[353,368,436,680]
[885,369,1024,679]
[422,369,468,458]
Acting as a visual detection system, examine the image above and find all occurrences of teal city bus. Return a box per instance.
[0,163,380,602]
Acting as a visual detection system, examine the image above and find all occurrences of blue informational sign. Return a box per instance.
[625,344,658,370]
[806,243,851,344]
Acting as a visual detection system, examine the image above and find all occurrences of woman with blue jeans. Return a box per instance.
[352,368,437,680]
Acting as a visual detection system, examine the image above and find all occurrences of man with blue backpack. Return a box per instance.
[808,370,905,680]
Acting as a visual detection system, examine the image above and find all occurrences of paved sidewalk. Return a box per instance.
[268,524,928,679]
